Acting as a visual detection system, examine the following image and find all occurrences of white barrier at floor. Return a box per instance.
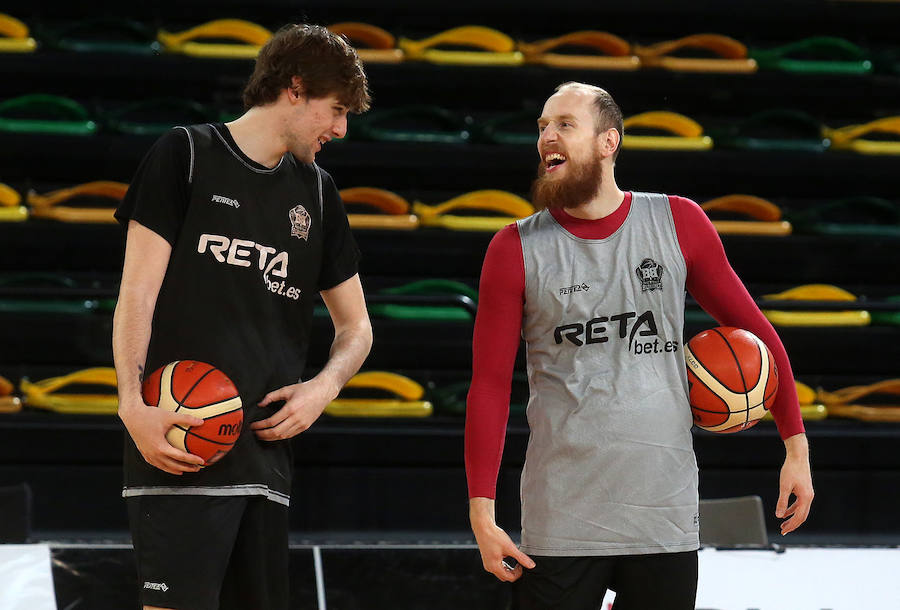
[599,547,900,610]
[696,548,900,610]
[0,544,56,610]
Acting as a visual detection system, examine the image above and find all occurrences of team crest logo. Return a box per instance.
[289,204,311,241]
[636,258,664,292]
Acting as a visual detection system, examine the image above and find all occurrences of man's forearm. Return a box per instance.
[114,221,171,409]
[312,318,373,398]
[469,497,497,529]
[784,432,809,459]
[112,295,155,407]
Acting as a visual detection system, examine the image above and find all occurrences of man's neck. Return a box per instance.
[224,106,288,169]
[564,169,624,220]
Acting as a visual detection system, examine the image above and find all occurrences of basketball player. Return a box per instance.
[112,25,372,610]
[466,82,814,609]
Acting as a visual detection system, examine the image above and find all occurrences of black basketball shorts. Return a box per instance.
[127,494,289,610]
[511,550,698,610]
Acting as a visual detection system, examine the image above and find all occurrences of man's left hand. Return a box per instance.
[777,433,814,536]
[250,379,336,441]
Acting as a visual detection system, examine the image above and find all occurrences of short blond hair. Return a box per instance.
[555,82,623,159]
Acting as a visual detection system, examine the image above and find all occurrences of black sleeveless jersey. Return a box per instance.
[115,124,359,503]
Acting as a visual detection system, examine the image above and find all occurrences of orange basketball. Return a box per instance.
[684,327,778,433]
[142,360,243,465]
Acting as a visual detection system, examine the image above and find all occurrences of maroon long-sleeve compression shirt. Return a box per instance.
[465,192,805,499]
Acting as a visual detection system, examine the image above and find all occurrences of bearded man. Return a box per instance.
[465,82,814,609]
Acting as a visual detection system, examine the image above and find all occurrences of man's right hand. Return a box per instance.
[470,497,535,582]
[119,399,205,475]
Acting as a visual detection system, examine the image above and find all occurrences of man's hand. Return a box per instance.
[777,433,814,536]
[119,398,205,475]
[251,378,337,441]
[470,497,535,582]
[250,275,372,442]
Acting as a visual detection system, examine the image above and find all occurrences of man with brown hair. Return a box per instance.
[466,82,813,608]
[113,24,372,609]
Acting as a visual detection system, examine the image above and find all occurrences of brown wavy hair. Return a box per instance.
[242,24,371,113]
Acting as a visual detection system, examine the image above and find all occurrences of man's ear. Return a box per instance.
[601,127,620,159]
[289,76,305,101]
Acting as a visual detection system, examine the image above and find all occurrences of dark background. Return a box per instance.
[1,0,898,550]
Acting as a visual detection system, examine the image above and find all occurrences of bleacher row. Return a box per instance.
[0,13,894,74]
[0,0,899,540]
[5,94,900,158]
[4,180,900,235]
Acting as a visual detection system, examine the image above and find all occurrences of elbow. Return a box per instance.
[360,316,374,356]
[339,314,373,356]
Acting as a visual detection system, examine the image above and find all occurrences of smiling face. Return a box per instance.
[531,87,606,210]
[537,87,601,178]
[284,90,349,163]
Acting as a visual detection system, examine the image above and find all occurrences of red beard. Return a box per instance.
[530,147,602,211]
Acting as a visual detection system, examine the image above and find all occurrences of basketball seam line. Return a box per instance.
[686,345,731,420]
[174,397,242,412]
[175,422,237,445]
[173,363,217,412]
[176,426,235,446]
[763,355,778,406]
[689,403,764,415]
[152,366,163,407]
[751,337,770,419]
[712,328,752,429]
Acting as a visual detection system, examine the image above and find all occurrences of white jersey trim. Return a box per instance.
[174,125,195,185]
[208,123,285,174]
[122,484,290,506]
[313,162,323,217]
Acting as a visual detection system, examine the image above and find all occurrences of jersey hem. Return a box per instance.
[520,540,699,557]
[122,484,290,506]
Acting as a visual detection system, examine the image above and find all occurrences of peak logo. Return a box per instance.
[211,194,240,208]
[553,310,680,354]
[143,581,169,592]
[197,234,301,301]
[559,283,590,296]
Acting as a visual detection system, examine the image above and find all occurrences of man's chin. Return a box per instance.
[531,168,601,211]
[544,164,567,178]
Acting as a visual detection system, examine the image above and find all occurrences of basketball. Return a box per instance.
[141,360,243,465]
[684,327,778,433]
